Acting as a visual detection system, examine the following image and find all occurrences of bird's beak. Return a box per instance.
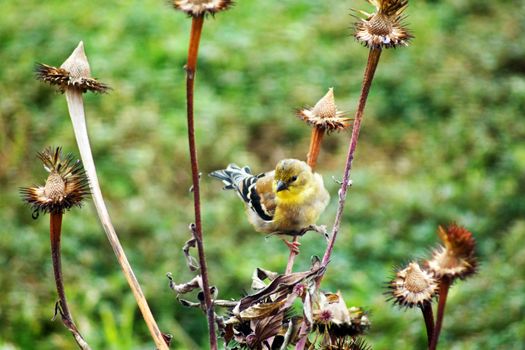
[276,180,288,192]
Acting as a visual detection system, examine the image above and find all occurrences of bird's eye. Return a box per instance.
[290,175,298,182]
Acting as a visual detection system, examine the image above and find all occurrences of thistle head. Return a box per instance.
[354,0,413,49]
[172,0,233,17]
[20,147,90,216]
[297,88,350,134]
[426,224,478,280]
[36,41,109,93]
[388,262,438,308]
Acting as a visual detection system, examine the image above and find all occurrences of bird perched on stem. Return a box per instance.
[210,159,330,253]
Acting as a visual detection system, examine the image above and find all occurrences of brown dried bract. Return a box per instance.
[20,147,90,216]
[297,88,351,134]
[426,224,478,280]
[312,291,370,339]
[36,42,109,93]
[389,262,438,308]
[172,0,233,16]
[36,63,108,93]
[354,0,413,49]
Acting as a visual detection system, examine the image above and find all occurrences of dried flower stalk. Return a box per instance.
[388,262,438,344]
[21,147,91,349]
[36,43,168,350]
[182,14,219,349]
[295,2,412,348]
[171,1,232,345]
[427,225,477,350]
[319,0,412,283]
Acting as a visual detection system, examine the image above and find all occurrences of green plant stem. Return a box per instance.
[430,276,451,350]
[50,212,91,350]
[185,15,217,350]
[421,302,435,347]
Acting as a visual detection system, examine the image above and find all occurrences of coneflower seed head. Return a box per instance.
[426,225,478,280]
[297,88,351,133]
[354,0,413,49]
[172,0,233,16]
[36,41,109,93]
[20,147,90,215]
[389,262,438,308]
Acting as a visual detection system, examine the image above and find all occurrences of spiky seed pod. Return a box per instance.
[297,88,351,134]
[20,147,90,216]
[389,262,438,308]
[354,0,413,49]
[426,225,478,280]
[172,0,233,16]
[36,41,109,93]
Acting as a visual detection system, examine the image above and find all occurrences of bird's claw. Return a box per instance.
[283,239,301,255]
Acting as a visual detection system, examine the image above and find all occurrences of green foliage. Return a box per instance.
[1,0,524,349]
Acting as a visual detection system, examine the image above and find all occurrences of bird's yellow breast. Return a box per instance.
[275,186,309,205]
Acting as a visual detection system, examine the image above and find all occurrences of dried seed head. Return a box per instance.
[354,0,413,49]
[297,88,351,133]
[36,41,109,93]
[20,147,90,216]
[389,262,438,308]
[172,0,233,16]
[426,225,478,280]
[313,292,370,339]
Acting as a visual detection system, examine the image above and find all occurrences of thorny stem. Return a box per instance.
[64,90,168,350]
[50,212,91,350]
[430,276,451,350]
[185,15,217,350]
[285,127,325,274]
[320,48,382,276]
[295,48,382,350]
[421,302,435,347]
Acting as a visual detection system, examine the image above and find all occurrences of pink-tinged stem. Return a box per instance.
[295,48,382,350]
[320,48,382,275]
[185,15,217,350]
[429,276,451,350]
[50,212,91,350]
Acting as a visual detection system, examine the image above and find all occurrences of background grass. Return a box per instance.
[1,0,524,349]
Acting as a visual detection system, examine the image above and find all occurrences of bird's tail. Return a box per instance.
[209,164,253,191]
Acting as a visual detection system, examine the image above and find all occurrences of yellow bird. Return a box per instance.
[210,159,330,252]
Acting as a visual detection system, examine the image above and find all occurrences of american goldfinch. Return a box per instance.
[210,159,329,250]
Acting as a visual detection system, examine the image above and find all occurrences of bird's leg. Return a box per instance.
[282,239,301,255]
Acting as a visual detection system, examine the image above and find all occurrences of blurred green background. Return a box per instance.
[1,0,524,349]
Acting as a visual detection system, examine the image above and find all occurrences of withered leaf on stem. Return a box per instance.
[238,265,325,313]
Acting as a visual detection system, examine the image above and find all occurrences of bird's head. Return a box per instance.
[273,159,312,198]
